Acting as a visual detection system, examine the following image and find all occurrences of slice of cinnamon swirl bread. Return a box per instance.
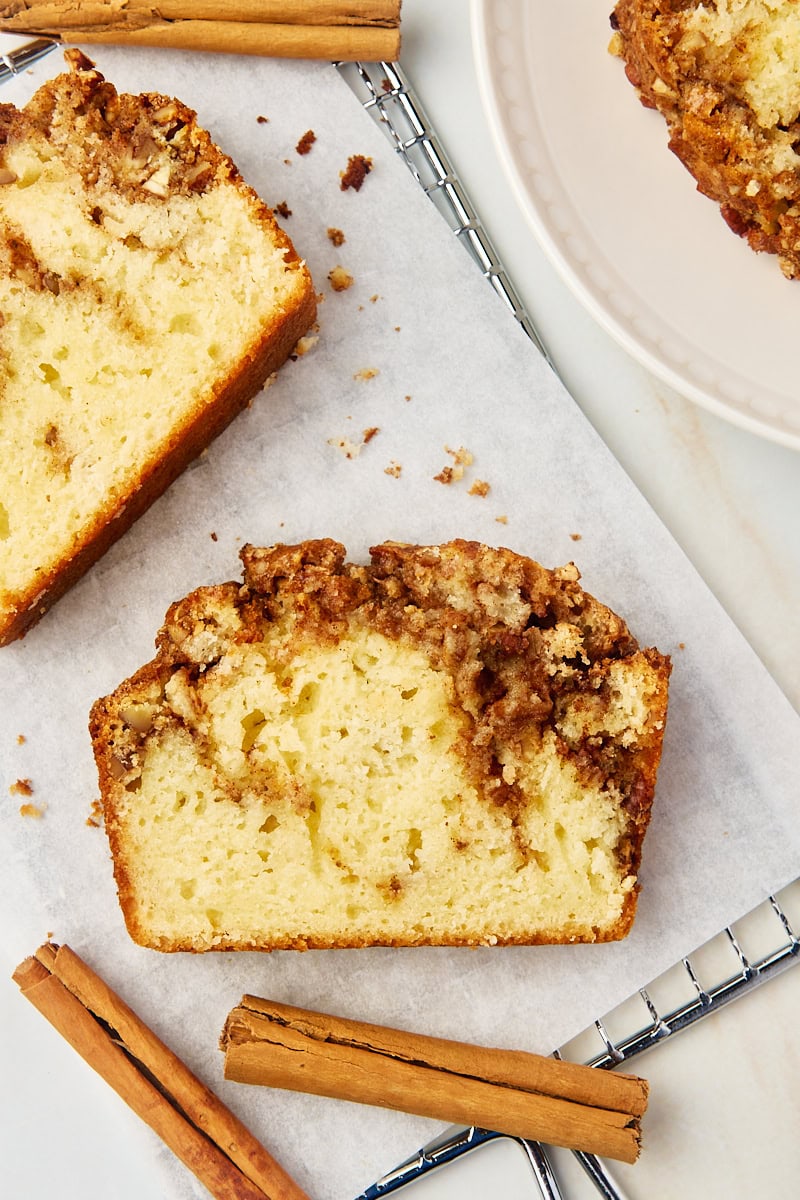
[89,540,671,952]
[0,51,316,645]
[611,0,800,277]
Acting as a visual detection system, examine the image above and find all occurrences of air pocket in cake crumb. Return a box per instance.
[169,313,201,335]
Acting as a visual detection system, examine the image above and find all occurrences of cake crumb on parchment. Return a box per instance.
[434,445,473,484]
[295,129,316,156]
[86,798,104,828]
[20,802,45,818]
[328,265,354,292]
[468,479,491,498]
[340,154,373,192]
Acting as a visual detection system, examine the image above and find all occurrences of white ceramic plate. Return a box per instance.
[472,0,800,449]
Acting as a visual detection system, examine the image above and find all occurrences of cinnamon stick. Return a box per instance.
[0,0,402,59]
[13,944,310,1200]
[221,997,649,1165]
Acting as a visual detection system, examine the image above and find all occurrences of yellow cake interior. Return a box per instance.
[0,60,312,634]
[95,538,670,952]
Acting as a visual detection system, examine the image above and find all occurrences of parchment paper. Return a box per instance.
[1,47,799,1199]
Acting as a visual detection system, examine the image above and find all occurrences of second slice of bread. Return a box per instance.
[0,52,316,645]
[90,539,671,952]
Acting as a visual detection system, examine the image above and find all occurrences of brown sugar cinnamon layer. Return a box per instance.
[89,539,671,952]
[610,0,800,278]
[0,52,316,645]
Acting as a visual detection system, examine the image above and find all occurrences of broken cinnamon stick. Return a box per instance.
[13,944,310,1200]
[221,997,649,1164]
[0,0,402,59]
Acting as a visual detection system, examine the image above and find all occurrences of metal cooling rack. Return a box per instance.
[0,37,797,1200]
[335,58,551,364]
[0,34,55,79]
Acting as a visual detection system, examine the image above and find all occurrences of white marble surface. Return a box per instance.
[396,1,800,1197]
[0,6,798,1199]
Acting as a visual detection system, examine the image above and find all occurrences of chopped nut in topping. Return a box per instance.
[9,777,33,796]
[142,163,171,197]
[327,226,345,246]
[121,701,155,733]
[152,101,179,125]
[384,460,402,477]
[353,367,379,381]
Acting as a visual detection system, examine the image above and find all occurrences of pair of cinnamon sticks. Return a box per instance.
[14,943,648,1200]
[0,0,401,60]
[13,944,309,1200]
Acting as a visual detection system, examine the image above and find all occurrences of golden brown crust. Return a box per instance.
[90,540,671,952]
[0,54,316,645]
[611,0,800,276]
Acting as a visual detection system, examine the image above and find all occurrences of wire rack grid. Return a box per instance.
[0,37,797,1200]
